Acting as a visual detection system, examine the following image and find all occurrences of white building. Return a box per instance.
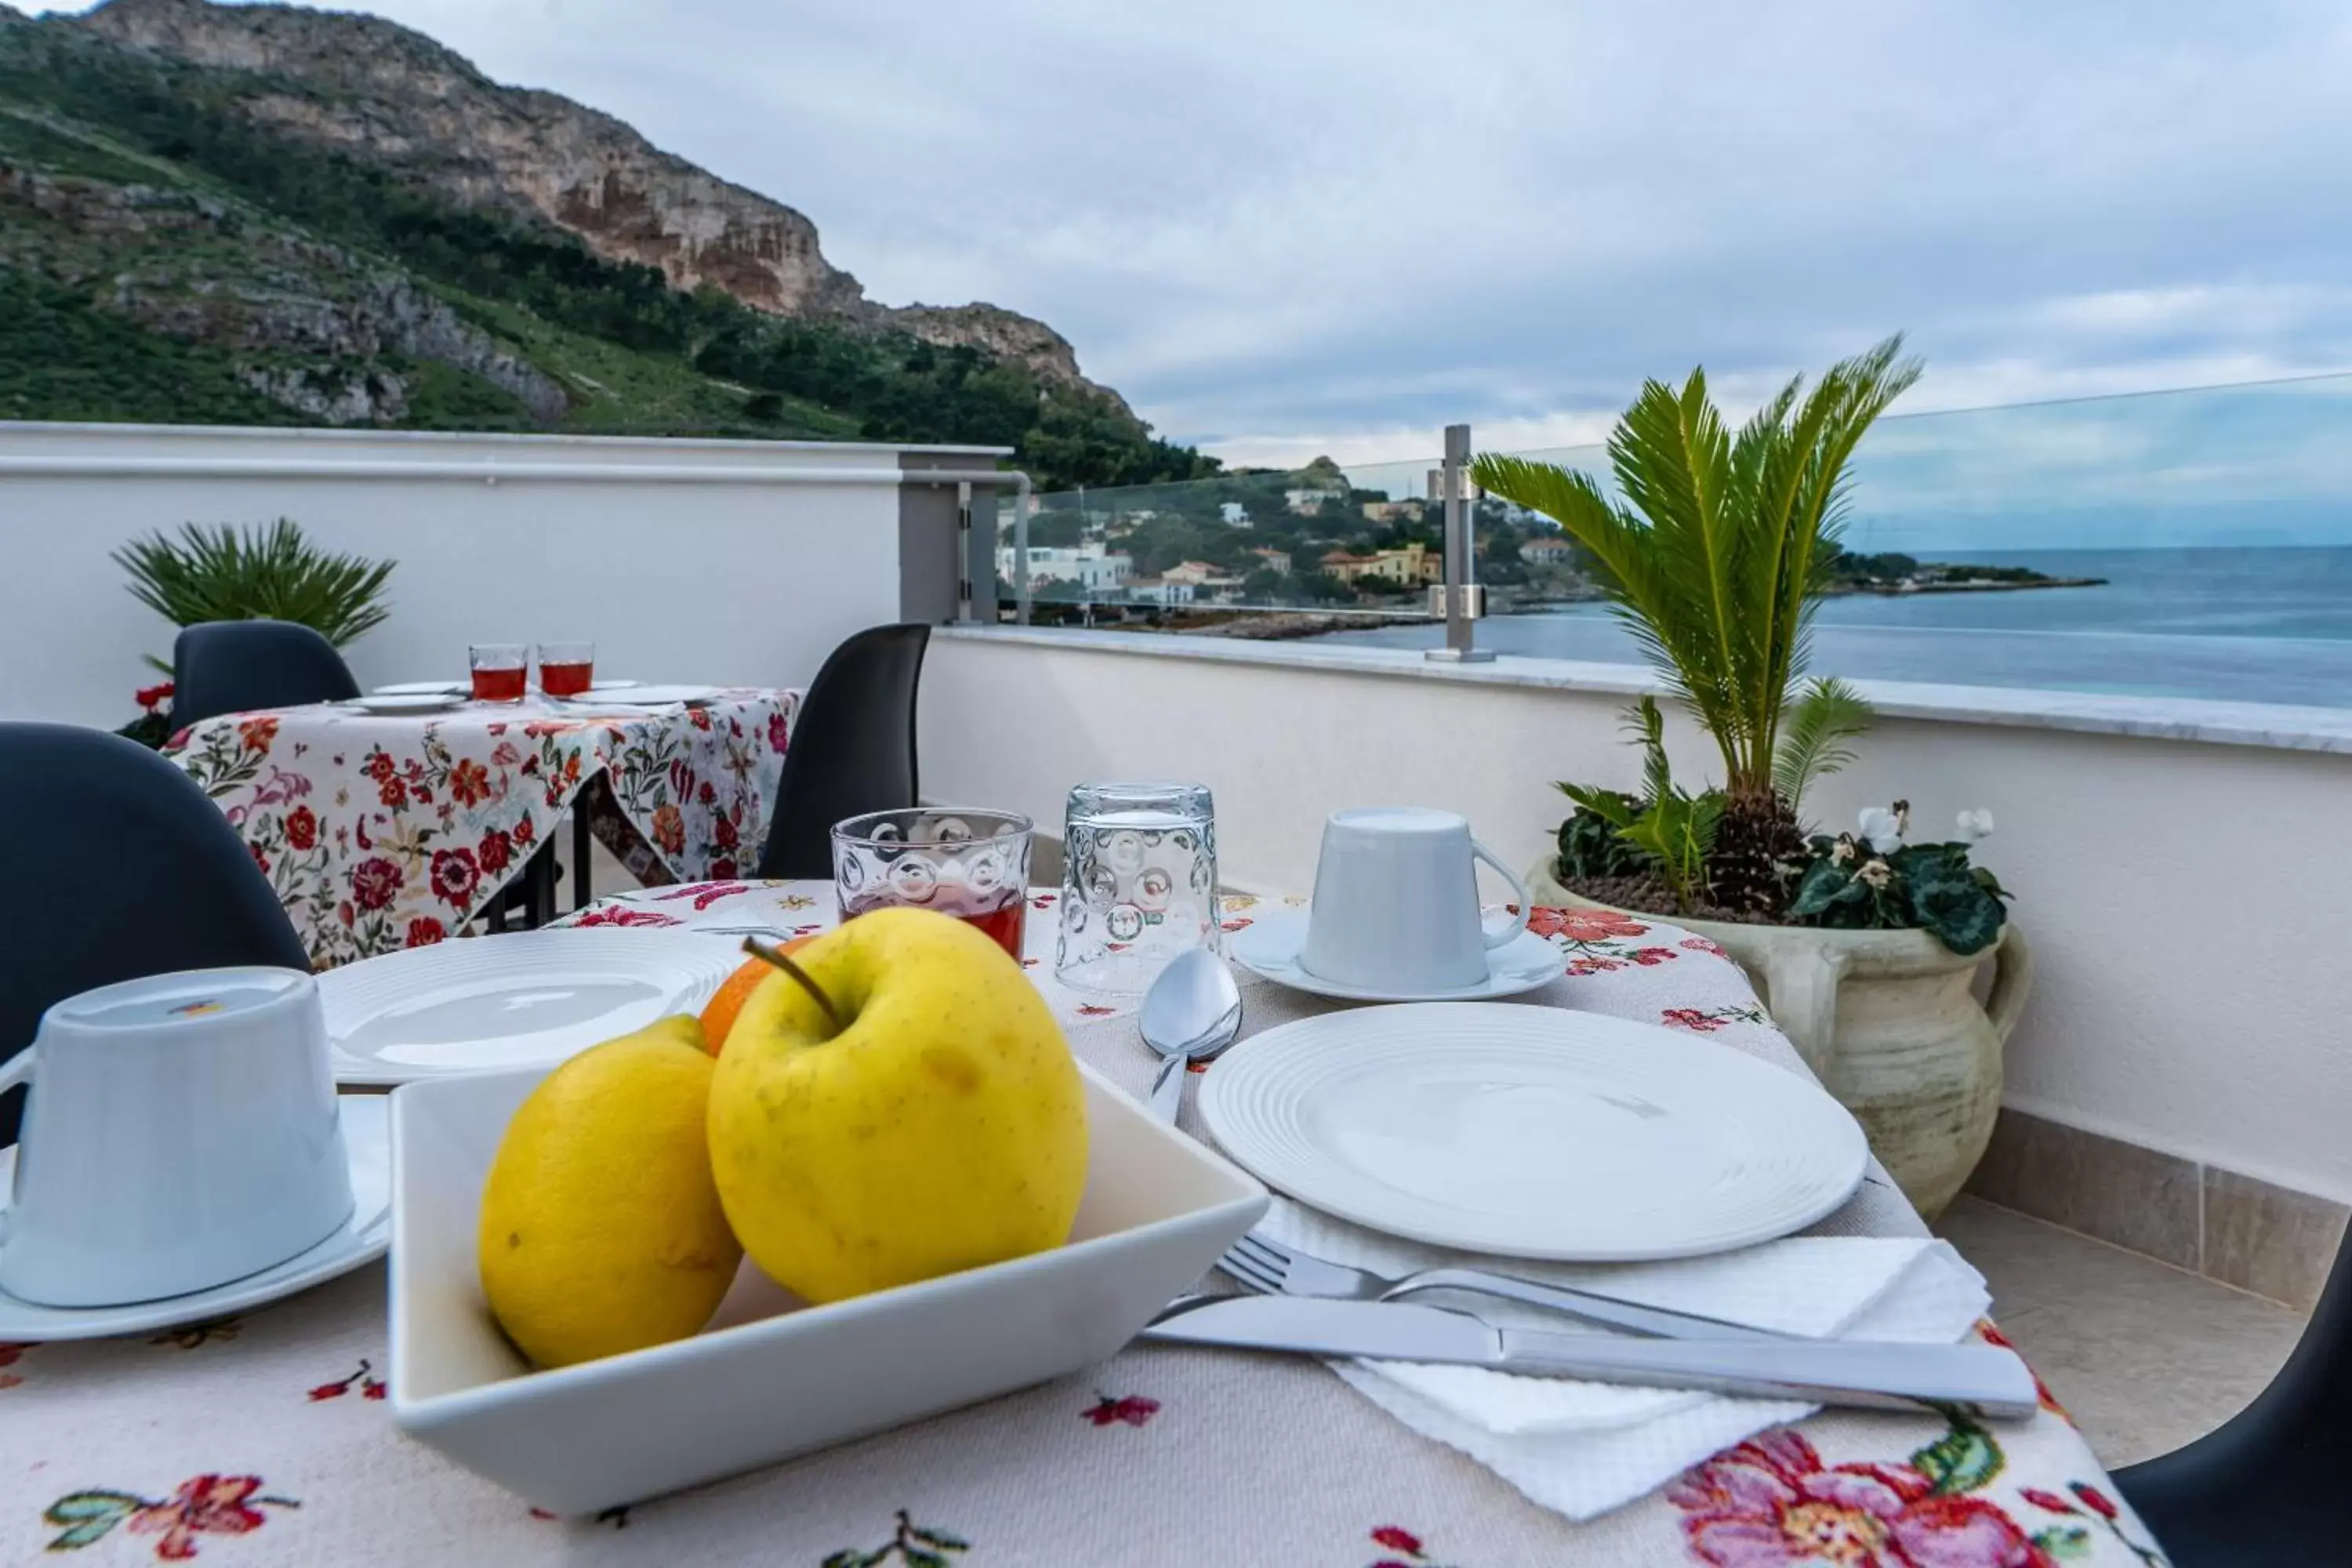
[1126,576,1196,606]
[1284,487,1342,514]
[996,543,1132,592]
[1218,502,1252,528]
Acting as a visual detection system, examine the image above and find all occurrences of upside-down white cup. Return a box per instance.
[0,967,353,1308]
[1298,808,1530,992]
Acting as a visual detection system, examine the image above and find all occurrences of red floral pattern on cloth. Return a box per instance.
[1083,1393,1160,1427]
[1521,905,1683,976]
[1367,1523,1465,1567]
[43,1475,296,1559]
[307,1359,384,1402]
[164,690,796,966]
[1662,1420,2156,1568]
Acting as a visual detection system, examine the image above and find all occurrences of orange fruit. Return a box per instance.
[698,938,814,1055]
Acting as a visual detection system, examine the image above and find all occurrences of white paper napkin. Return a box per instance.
[1257,1196,1991,1521]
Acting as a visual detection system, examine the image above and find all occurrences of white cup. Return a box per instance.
[0,967,353,1308]
[1298,808,1531,993]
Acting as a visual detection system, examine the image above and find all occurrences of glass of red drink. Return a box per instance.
[831,808,1033,960]
[468,644,528,704]
[536,641,595,699]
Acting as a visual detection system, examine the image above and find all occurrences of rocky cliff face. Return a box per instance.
[69,0,1116,404]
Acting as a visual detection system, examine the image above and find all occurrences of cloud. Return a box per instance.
[54,0,2352,470]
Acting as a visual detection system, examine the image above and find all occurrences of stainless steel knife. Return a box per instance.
[1141,1294,2038,1421]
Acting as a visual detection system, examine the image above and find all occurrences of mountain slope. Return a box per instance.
[0,0,1204,485]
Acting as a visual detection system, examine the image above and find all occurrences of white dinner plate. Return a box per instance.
[372,681,470,696]
[0,1097,390,1340]
[351,691,466,716]
[1228,907,1565,1002]
[1196,1003,1869,1261]
[318,930,741,1087]
[557,683,717,710]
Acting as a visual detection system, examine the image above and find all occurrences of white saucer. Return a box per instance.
[1198,1004,1867,1261]
[0,1096,390,1340]
[1227,907,1565,1002]
[351,691,466,716]
[372,681,469,696]
[319,929,740,1087]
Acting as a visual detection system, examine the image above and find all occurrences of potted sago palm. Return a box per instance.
[1474,336,2031,1217]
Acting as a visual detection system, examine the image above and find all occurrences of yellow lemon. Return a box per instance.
[710,907,1087,1304]
[477,1015,743,1368]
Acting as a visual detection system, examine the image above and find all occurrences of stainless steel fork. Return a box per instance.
[1215,1229,1798,1342]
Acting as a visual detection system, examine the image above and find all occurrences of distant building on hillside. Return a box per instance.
[1518,538,1579,567]
[1248,546,1294,575]
[1161,560,1243,590]
[996,543,1132,593]
[1127,576,1196,607]
[1218,502,1252,528]
[1319,543,1442,586]
[1284,486,1344,515]
[1361,499,1424,524]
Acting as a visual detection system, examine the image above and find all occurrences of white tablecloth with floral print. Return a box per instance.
[0,889,2170,1566]
[161,691,797,967]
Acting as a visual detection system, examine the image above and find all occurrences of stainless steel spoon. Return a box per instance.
[1138,949,1245,1123]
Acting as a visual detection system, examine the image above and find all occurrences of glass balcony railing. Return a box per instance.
[1000,372,2352,709]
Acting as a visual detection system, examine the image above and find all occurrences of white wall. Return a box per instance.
[922,628,2352,1205]
[0,423,1003,724]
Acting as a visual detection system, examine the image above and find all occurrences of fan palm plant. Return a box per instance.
[114,519,396,671]
[1473,335,1918,913]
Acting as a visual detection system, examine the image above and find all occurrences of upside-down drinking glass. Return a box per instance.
[831,808,1033,960]
[1055,782,1218,995]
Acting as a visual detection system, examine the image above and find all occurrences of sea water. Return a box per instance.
[1318,546,2352,709]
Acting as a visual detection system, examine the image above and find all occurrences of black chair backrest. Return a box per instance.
[755,624,931,880]
[172,619,361,728]
[2114,1208,2352,1559]
[0,724,311,1145]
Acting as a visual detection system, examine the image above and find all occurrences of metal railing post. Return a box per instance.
[1426,423,1494,662]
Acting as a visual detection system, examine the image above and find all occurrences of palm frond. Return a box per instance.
[1473,334,1918,808]
[1617,695,1675,805]
[114,520,396,648]
[1773,677,1874,813]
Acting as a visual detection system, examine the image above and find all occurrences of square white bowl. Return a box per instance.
[388,1059,1266,1515]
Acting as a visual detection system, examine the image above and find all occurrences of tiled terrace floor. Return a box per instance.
[1936,1196,2308,1468]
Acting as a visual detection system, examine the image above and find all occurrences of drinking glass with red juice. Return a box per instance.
[830,808,1033,960]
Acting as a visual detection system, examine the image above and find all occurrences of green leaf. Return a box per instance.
[909,1526,971,1552]
[1909,1417,2004,1494]
[2032,1525,2095,1560]
[1557,782,1641,831]
[43,1492,139,1551]
[1913,873,2005,955]
[903,1551,950,1568]
[1788,858,1850,917]
[819,1551,873,1568]
[1773,676,1872,813]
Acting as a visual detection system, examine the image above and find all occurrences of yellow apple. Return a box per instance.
[707,907,1088,1303]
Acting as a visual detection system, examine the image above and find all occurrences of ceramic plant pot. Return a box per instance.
[1524,858,2033,1220]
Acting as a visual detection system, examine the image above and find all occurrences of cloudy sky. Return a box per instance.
[66,0,2352,467]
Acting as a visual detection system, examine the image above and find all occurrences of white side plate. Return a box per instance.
[320,931,740,1086]
[352,692,466,716]
[0,1097,390,1340]
[1197,1002,1867,1261]
[372,681,470,696]
[1229,908,1564,1002]
[557,684,717,710]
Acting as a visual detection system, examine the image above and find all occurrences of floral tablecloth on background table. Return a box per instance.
[162,691,798,967]
[0,888,2172,1566]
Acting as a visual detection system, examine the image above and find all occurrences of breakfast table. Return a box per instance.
[160,690,799,968]
[0,883,2170,1566]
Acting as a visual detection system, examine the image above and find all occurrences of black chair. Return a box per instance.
[2113,1229,2352,1560]
[172,619,361,728]
[755,624,931,880]
[1,724,312,1146]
